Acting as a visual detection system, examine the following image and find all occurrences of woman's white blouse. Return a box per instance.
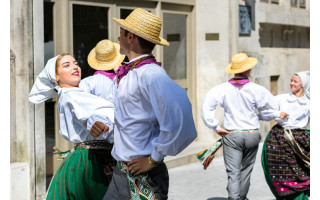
[57,87,115,143]
[259,93,310,129]
[79,74,115,103]
[201,82,278,131]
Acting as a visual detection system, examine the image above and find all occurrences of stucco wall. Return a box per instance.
[10,0,35,199]
[195,0,234,145]
[11,0,47,199]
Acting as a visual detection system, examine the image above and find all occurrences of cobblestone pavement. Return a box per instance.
[167,143,276,200]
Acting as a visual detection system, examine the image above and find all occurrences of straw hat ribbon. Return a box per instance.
[112,8,169,46]
[87,40,125,71]
[225,53,258,74]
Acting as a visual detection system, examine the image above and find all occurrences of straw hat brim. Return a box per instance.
[225,57,258,74]
[113,18,169,46]
[87,43,125,71]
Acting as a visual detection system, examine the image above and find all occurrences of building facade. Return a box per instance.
[10,0,310,199]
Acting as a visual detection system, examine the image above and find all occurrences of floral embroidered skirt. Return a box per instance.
[46,140,115,200]
[261,124,310,200]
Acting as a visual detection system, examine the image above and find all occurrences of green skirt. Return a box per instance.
[46,142,114,200]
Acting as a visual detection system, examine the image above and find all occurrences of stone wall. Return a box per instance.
[10,0,35,198]
[10,0,46,199]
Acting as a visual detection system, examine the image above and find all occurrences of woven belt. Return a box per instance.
[53,140,113,161]
[117,161,155,200]
[74,140,113,150]
[228,129,259,134]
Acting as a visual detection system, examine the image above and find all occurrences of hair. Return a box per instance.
[124,30,156,53]
[55,53,72,75]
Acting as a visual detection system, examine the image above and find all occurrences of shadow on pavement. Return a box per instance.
[207,198,228,200]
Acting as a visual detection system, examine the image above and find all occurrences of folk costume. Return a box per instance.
[201,53,278,200]
[29,55,115,200]
[79,39,125,102]
[104,8,197,200]
[260,71,310,200]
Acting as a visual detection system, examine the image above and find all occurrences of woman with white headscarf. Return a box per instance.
[260,71,310,200]
[29,53,115,199]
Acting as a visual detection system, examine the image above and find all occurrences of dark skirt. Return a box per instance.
[261,124,310,200]
[46,141,116,200]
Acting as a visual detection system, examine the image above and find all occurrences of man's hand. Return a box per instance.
[280,112,289,119]
[216,128,231,137]
[90,121,109,138]
[128,156,155,176]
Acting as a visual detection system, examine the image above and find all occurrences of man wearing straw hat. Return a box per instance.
[201,53,278,200]
[79,39,125,102]
[102,8,197,200]
[79,39,125,138]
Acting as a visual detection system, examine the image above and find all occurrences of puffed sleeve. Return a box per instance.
[258,93,284,121]
[139,69,197,162]
[200,85,225,131]
[64,91,115,142]
[79,75,95,94]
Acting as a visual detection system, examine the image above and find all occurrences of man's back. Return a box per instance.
[201,81,277,130]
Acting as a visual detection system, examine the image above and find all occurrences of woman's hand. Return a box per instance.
[90,121,109,138]
[280,112,289,119]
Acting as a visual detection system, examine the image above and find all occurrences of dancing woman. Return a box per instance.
[260,71,310,200]
[29,53,115,199]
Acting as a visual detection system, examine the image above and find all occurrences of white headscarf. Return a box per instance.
[29,55,61,104]
[295,71,310,98]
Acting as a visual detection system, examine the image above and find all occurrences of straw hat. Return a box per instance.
[225,53,258,74]
[112,8,169,46]
[87,40,125,71]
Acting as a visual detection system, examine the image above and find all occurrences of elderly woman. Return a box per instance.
[260,71,310,200]
[29,53,115,200]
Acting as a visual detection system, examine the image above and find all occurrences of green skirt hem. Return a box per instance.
[46,147,109,200]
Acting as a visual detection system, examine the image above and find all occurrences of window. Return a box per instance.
[270,75,279,95]
[163,13,187,80]
[259,23,310,48]
[291,0,306,8]
[120,9,135,63]
[160,3,195,108]
[44,2,54,64]
[299,0,306,8]
[72,4,109,78]
[260,0,279,4]
[291,0,298,7]
[44,1,55,190]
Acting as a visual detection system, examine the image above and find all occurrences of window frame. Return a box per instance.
[160,9,192,90]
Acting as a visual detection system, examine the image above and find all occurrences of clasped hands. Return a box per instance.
[216,112,289,137]
[280,112,289,119]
